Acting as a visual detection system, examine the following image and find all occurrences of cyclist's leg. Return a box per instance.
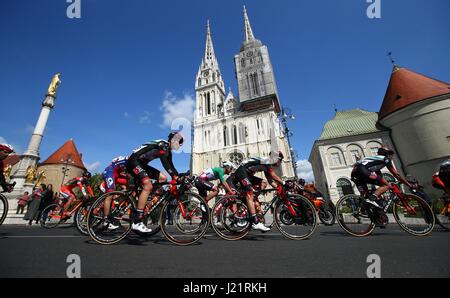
[194,178,208,200]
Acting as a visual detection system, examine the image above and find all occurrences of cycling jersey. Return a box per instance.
[102,156,129,192]
[355,155,393,172]
[438,159,450,189]
[127,140,178,183]
[60,177,94,197]
[198,167,225,183]
[241,157,274,176]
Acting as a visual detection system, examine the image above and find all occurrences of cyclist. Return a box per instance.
[60,172,94,217]
[432,159,450,196]
[126,132,183,233]
[0,144,15,193]
[195,161,236,202]
[351,147,414,209]
[100,156,129,230]
[228,151,286,232]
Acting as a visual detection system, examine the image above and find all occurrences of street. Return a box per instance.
[0,224,449,278]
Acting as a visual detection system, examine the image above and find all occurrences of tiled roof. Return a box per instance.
[319,109,382,140]
[41,139,86,170]
[379,66,450,119]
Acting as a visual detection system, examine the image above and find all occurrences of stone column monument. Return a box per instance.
[10,73,61,196]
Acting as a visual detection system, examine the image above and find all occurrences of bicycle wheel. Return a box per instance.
[393,194,435,236]
[138,202,162,238]
[211,196,250,241]
[75,201,94,236]
[160,192,209,245]
[274,195,317,240]
[319,203,335,226]
[87,192,135,245]
[432,197,450,231]
[336,194,375,237]
[40,204,63,228]
[0,194,8,226]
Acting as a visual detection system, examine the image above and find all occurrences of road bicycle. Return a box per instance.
[211,185,317,241]
[86,173,209,246]
[431,194,450,231]
[40,193,96,235]
[0,182,15,226]
[336,182,435,237]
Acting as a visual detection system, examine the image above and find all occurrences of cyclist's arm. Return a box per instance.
[266,168,283,187]
[387,165,413,188]
[78,181,89,197]
[86,185,94,196]
[160,150,179,178]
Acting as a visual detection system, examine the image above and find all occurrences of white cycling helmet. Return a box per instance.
[222,161,237,170]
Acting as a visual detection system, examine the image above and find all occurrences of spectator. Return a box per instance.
[38,184,54,223]
[16,191,30,214]
[24,184,45,225]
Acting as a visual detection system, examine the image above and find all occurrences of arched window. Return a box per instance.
[238,123,247,144]
[206,92,211,115]
[336,178,354,198]
[232,125,238,145]
[347,144,364,164]
[197,78,201,87]
[328,147,346,167]
[223,126,229,147]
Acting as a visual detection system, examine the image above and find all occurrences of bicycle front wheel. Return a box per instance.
[75,201,94,236]
[432,197,450,231]
[0,194,8,226]
[87,192,135,245]
[160,192,209,246]
[40,204,63,228]
[211,196,250,241]
[336,194,375,237]
[393,194,435,236]
[274,195,318,240]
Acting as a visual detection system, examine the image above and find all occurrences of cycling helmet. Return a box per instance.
[168,132,184,149]
[0,143,14,154]
[222,161,237,170]
[298,178,306,186]
[83,172,92,179]
[378,147,394,156]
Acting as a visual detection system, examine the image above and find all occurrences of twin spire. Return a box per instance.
[203,6,256,62]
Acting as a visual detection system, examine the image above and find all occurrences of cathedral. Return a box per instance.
[191,7,295,179]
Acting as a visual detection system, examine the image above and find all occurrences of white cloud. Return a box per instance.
[0,136,6,144]
[160,91,195,128]
[296,160,314,182]
[139,111,152,124]
[86,161,101,173]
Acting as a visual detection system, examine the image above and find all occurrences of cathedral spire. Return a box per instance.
[243,6,255,42]
[204,20,216,65]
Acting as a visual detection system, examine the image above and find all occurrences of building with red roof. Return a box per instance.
[378,65,450,195]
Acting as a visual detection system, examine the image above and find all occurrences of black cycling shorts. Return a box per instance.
[126,158,161,184]
[194,178,215,198]
[231,167,263,193]
[351,164,385,193]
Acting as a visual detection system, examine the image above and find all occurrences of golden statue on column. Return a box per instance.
[47,73,62,98]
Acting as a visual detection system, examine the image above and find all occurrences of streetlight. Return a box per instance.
[60,154,74,187]
[281,107,298,179]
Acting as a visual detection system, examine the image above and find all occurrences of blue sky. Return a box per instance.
[0,0,449,178]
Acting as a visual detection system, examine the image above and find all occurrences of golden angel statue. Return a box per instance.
[3,164,12,180]
[35,170,46,186]
[47,73,62,97]
[25,166,37,183]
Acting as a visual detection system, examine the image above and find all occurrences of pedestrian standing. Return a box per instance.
[16,191,30,214]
